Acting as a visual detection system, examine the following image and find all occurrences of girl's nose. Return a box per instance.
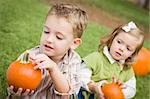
[119,48,124,52]
[119,46,125,52]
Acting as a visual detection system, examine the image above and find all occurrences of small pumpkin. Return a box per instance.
[132,47,150,76]
[101,82,124,99]
[6,51,42,91]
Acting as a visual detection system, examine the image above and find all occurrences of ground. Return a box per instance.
[43,0,149,39]
[44,0,124,28]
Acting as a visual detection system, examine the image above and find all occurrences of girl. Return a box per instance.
[79,21,144,99]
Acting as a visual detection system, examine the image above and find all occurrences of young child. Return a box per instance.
[78,21,144,99]
[7,4,88,99]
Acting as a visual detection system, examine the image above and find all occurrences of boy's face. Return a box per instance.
[40,15,80,61]
[109,32,139,61]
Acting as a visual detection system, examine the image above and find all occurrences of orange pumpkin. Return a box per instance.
[6,51,42,91]
[101,83,124,99]
[132,47,150,76]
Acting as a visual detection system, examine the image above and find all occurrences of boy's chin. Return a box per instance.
[43,50,53,56]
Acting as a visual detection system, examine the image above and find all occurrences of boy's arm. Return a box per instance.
[122,76,136,99]
[54,52,82,95]
[49,64,70,93]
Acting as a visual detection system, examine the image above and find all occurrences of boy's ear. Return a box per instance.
[70,38,82,49]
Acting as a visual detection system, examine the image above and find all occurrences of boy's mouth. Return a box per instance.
[44,44,54,50]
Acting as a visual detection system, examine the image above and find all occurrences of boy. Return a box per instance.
[7,3,88,99]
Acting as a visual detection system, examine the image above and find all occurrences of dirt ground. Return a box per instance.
[43,0,149,40]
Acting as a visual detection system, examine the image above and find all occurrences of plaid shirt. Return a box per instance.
[7,46,81,99]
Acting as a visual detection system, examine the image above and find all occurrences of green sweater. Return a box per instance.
[83,51,134,83]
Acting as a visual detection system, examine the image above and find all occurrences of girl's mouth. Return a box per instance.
[115,52,121,57]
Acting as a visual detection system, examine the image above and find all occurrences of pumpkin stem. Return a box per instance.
[20,50,30,64]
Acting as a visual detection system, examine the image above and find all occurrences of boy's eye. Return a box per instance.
[44,31,49,34]
[56,36,63,40]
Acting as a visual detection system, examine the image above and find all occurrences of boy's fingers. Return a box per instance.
[30,53,36,59]
[29,90,34,95]
[7,86,15,95]
[34,65,39,70]
[22,89,30,96]
[9,85,14,91]
[34,63,44,70]
[34,62,48,70]
[34,54,46,59]
[29,57,36,64]
[16,88,23,96]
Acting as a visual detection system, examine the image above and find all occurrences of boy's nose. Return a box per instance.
[47,35,54,43]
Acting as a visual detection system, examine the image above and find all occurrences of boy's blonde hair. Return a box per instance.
[99,23,144,69]
[46,4,88,38]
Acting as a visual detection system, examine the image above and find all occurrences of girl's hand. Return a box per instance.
[30,54,57,72]
[112,76,126,89]
[7,85,34,96]
[97,80,108,99]
[95,80,108,99]
[95,86,105,99]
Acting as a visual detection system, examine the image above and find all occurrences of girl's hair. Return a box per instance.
[46,4,88,38]
[99,23,144,69]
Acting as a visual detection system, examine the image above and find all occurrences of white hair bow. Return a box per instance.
[122,21,137,32]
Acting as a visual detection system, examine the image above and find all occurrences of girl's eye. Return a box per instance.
[127,47,131,51]
[117,40,121,44]
[44,31,49,34]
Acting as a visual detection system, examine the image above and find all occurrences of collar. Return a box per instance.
[103,46,115,64]
[61,48,73,65]
[62,52,69,65]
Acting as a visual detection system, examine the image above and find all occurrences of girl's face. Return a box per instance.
[40,15,78,62]
[110,32,140,60]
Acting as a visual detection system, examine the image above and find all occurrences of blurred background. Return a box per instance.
[0,0,149,98]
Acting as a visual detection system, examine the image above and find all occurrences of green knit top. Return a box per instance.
[83,51,134,84]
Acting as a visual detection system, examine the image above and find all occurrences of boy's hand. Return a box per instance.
[7,85,34,96]
[30,54,57,72]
